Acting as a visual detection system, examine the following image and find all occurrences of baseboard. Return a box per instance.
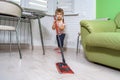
[0,44,76,51]
[0,43,30,51]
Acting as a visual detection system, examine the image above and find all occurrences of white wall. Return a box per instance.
[32,0,96,48]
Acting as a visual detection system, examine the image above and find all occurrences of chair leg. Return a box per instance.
[76,33,81,55]
[76,35,79,54]
[16,30,22,59]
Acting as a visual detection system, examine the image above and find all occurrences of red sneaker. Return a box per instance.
[54,48,60,51]
[57,51,61,54]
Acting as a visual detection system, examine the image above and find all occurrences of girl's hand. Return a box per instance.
[59,23,65,30]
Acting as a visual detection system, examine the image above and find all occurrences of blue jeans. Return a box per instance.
[56,33,65,48]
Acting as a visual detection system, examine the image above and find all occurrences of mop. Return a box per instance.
[54,16,74,74]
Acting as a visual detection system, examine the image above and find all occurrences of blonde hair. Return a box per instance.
[55,8,64,16]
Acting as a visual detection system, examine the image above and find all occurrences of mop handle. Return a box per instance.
[54,16,66,63]
[54,16,59,34]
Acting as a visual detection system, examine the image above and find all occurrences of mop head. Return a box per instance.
[56,62,74,74]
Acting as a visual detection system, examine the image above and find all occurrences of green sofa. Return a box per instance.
[80,13,120,69]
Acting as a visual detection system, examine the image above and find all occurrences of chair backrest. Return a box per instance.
[0,1,22,17]
[114,12,120,29]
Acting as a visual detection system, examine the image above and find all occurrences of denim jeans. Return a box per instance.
[56,33,65,48]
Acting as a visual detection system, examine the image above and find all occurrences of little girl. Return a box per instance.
[52,8,65,53]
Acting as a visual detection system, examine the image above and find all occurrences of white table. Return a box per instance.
[22,8,46,55]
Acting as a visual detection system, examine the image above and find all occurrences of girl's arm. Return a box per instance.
[59,23,65,31]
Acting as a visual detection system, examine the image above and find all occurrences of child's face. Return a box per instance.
[56,12,63,20]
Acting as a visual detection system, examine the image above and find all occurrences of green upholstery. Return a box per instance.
[80,20,116,33]
[86,33,120,51]
[80,13,120,69]
[114,12,120,28]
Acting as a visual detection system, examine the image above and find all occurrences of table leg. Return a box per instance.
[37,16,45,55]
[29,19,34,50]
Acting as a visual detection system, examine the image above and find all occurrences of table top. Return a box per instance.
[22,8,46,19]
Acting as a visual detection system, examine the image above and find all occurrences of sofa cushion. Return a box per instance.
[85,32,120,50]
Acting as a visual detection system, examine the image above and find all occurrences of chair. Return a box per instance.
[0,1,22,59]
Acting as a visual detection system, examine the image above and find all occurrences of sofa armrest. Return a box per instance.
[80,20,116,33]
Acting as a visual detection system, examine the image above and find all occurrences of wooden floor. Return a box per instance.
[0,47,119,80]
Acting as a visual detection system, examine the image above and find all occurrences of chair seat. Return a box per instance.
[0,25,15,31]
[85,32,120,50]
